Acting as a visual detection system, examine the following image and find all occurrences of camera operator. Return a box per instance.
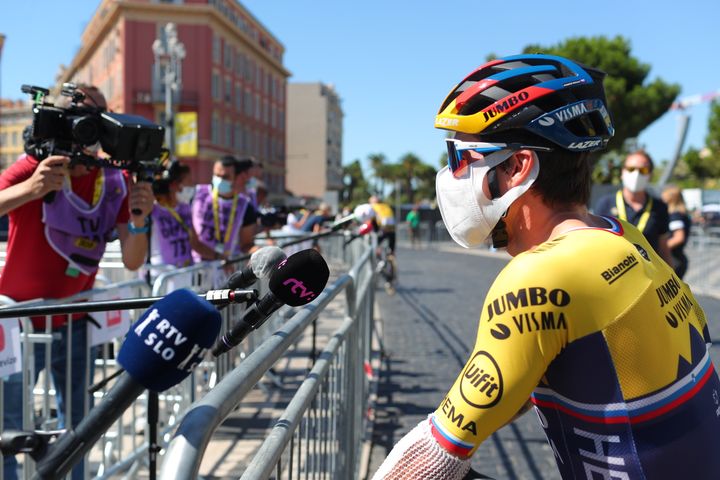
[0,84,153,480]
[191,156,258,265]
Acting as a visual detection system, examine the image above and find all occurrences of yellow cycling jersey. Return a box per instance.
[371,203,395,230]
[431,217,720,479]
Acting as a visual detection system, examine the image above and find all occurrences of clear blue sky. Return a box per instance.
[2,0,719,176]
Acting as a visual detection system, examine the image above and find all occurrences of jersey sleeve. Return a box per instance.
[431,250,572,457]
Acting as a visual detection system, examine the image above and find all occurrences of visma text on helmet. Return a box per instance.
[482,91,530,121]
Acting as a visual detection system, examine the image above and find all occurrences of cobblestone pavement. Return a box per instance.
[366,245,720,480]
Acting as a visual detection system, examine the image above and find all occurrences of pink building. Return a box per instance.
[59,0,289,197]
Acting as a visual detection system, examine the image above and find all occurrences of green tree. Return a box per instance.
[341,159,371,206]
[705,99,720,155]
[523,36,680,153]
[367,153,387,196]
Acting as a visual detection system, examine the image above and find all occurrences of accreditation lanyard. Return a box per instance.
[66,167,104,207]
[161,203,192,234]
[615,190,653,233]
[212,188,239,249]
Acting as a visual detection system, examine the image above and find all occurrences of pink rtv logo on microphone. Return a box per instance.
[283,278,316,300]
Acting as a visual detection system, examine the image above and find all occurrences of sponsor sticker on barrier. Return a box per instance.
[89,287,132,346]
[0,318,22,376]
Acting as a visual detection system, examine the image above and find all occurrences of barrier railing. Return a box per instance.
[159,239,376,479]
[0,279,151,480]
[0,229,370,479]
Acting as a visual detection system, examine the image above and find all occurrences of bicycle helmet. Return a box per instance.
[435,54,614,152]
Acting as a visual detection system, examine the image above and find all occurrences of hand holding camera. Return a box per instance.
[26,155,70,200]
[128,180,154,221]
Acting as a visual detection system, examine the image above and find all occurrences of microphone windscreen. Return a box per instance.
[268,249,330,307]
[250,246,287,278]
[117,288,221,392]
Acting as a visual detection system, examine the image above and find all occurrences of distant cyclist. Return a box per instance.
[368,195,396,253]
[372,54,720,479]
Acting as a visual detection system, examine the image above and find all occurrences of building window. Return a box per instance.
[212,35,221,64]
[255,93,260,120]
[235,83,242,111]
[211,72,220,101]
[246,58,254,84]
[224,42,233,71]
[225,117,232,147]
[225,77,232,103]
[211,112,220,144]
[234,123,242,150]
[236,51,244,76]
[245,88,253,117]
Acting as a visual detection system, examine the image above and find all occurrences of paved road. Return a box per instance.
[366,245,720,480]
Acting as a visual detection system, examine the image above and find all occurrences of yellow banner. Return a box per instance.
[175,112,198,157]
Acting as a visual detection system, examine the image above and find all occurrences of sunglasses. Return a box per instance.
[624,166,651,175]
[445,138,553,178]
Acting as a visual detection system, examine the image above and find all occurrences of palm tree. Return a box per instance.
[399,153,423,204]
[368,153,387,196]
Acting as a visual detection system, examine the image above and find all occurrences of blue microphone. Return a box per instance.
[33,289,221,479]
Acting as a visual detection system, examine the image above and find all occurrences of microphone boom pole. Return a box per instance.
[0,289,257,318]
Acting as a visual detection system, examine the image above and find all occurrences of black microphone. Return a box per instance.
[32,289,221,480]
[224,246,288,289]
[211,249,330,356]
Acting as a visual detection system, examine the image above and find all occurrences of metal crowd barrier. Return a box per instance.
[159,237,376,479]
[0,279,151,480]
[0,228,369,479]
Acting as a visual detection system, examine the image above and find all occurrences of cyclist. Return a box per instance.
[353,199,398,293]
[368,196,396,254]
[372,54,720,479]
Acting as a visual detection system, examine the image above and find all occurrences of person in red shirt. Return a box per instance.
[0,84,154,480]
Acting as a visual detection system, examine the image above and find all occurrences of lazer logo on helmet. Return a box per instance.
[568,139,603,150]
[435,116,459,127]
[482,91,530,122]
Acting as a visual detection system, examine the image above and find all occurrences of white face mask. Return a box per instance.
[176,186,195,204]
[212,175,233,196]
[622,169,650,193]
[435,151,539,249]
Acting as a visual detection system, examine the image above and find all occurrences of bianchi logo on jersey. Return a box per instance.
[460,351,503,408]
[600,253,639,285]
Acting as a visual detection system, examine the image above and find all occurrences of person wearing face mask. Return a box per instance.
[191,155,257,263]
[148,161,218,272]
[372,54,720,480]
[0,84,155,480]
[594,150,672,264]
[240,157,262,209]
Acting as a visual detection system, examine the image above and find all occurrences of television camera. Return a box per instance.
[21,83,167,177]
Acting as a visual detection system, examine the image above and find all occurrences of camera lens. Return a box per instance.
[72,115,101,145]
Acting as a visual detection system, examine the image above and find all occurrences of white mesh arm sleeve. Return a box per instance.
[371,415,472,480]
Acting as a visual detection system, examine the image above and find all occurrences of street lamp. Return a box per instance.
[152,23,185,158]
